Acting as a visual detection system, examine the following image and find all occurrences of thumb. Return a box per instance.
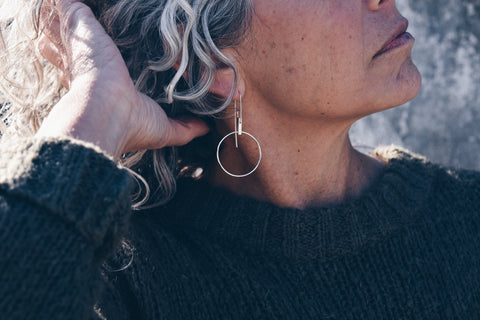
[165,117,211,147]
[122,93,210,155]
[55,0,83,15]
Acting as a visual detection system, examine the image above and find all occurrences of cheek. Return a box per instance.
[239,1,371,116]
[312,40,368,106]
[252,37,368,117]
[316,11,368,98]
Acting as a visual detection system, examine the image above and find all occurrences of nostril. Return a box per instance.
[367,0,386,11]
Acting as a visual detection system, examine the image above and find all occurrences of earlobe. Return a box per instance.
[209,66,245,101]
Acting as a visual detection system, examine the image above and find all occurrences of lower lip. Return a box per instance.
[374,32,414,58]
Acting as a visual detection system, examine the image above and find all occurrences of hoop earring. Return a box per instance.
[216,95,262,178]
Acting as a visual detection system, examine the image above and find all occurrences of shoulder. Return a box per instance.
[374,145,480,183]
[375,145,480,214]
[430,165,480,212]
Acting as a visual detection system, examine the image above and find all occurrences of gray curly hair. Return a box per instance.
[0,0,254,206]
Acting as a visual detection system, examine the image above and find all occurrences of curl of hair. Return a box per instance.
[0,0,253,207]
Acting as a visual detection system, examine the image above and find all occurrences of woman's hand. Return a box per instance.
[36,0,209,159]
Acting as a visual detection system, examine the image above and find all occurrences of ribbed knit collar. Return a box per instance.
[160,146,435,262]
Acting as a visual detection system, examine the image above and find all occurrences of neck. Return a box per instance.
[209,104,385,209]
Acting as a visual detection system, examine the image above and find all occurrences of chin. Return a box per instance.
[384,58,422,110]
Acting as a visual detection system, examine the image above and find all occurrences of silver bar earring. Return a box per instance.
[216,95,262,178]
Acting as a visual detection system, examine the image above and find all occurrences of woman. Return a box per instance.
[0,0,478,319]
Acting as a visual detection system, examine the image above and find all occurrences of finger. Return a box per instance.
[38,35,64,70]
[60,72,71,90]
[40,0,64,52]
[55,0,92,38]
[55,0,83,14]
[37,35,70,89]
[164,117,210,147]
[53,0,108,80]
[128,116,209,154]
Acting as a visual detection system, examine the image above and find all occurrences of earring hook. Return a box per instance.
[216,94,262,178]
[234,95,243,148]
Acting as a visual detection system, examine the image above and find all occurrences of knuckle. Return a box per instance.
[60,2,93,34]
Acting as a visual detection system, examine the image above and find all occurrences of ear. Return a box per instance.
[173,48,245,100]
[209,65,245,100]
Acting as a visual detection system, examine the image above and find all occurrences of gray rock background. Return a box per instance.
[350,0,480,170]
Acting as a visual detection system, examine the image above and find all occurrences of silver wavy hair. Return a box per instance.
[0,0,253,207]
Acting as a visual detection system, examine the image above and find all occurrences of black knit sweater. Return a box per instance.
[0,137,479,319]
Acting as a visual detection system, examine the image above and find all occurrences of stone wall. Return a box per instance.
[350,0,480,170]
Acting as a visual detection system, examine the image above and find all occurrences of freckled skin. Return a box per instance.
[236,0,421,121]
[212,0,422,208]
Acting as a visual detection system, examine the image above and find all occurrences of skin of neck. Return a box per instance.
[208,93,386,210]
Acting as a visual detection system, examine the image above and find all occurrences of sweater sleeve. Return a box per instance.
[0,137,134,320]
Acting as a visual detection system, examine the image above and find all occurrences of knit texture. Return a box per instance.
[1,138,479,319]
[113,147,480,319]
[0,137,133,320]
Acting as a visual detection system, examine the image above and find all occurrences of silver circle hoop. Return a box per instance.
[216,131,262,178]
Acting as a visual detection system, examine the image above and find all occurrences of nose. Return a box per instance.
[366,0,391,11]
